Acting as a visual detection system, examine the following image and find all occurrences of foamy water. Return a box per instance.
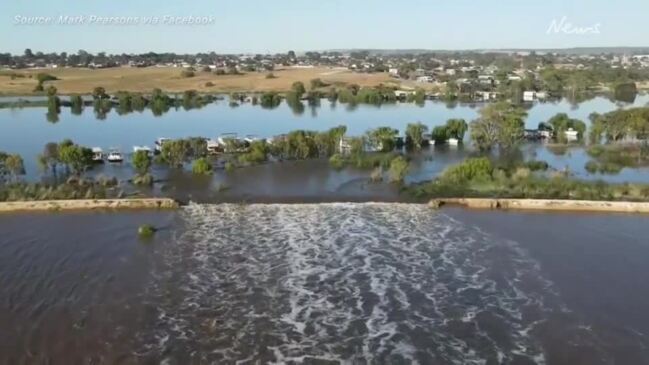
[134,203,572,364]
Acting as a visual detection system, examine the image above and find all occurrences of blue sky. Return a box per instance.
[1,0,647,54]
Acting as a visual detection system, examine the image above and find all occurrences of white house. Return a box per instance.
[478,75,494,85]
[388,68,399,76]
[564,128,579,142]
[523,91,536,102]
[476,91,497,101]
[416,76,434,83]
[394,90,414,98]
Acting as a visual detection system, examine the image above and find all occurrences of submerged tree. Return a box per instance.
[388,156,409,183]
[132,150,152,176]
[470,102,527,151]
[406,122,428,149]
[58,143,93,176]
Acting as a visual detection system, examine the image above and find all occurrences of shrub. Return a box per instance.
[525,160,549,171]
[224,161,236,173]
[138,224,156,238]
[180,69,195,78]
[370,167,383,182]
[205,81,215,87]
[388,156,409,183]
[238,141,268,165]
[441,158,493,184]
[585,161,599,173]
[133,173,154,186]
[329,154,345,170]
[266,73,277,79]
[191,158,212,175]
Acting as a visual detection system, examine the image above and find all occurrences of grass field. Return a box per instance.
[0,66,400,95]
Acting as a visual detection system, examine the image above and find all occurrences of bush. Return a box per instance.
[585,161,599,173]
[238,141,268,165]
[388,156,409,183]
[441,158,493,184]
[180,69,195,78]
[133,173,154,186]
[205,81,215,87]
[191,158,212,175]
[525,160,549,171]
[138,224,156,238]
[370,167,383,182]
[329,154,345,170]
[266,73,277,79]
[585,160,623,175]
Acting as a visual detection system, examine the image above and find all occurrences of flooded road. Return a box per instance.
[1,205,649,364]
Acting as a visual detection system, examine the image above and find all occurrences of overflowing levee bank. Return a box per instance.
[431,197,649,213]
[0,198,179,213]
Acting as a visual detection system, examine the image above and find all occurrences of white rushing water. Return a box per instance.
[142,203,568,364]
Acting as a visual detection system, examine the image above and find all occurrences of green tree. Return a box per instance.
[388,156,409,183]
[260,92,282,109]
[368,127,399,152]
[239,140,269,164]
[470,102,527,151]
[547,113,587,142]
[58,144,93,176]
[310,78,327,90]
[92,86,108,100]
[161,139,190,168]
[38,142,60,175]
[291,81,306,97]
[132,150,152,176]
[3,154,25,182]
[445,119,468,140]
[70,95,84,115]
[431,126,449,144]
[192,158,212,174]
[406,122,428,148]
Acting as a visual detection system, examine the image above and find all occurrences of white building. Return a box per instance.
[416,76,434,83]
[523,91,536,102]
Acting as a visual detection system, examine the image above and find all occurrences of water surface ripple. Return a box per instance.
[142,203,568,364]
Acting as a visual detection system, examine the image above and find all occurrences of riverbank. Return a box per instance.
[432,197,649,214]
[0,198,179,213]
[0,66,395,96]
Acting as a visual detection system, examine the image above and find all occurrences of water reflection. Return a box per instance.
[2,94,649,184]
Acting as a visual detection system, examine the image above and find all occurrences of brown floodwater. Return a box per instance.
[1,205,649,364]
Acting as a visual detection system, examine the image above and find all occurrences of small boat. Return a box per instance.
[133,145,153,156]
[206,139,221,155]
[218,133,246,153]
[154,138,170,154]
[267,134,287,145]
[217,133,238,146]
[91,147,104,163]
[448,138,460,146]
[107,149,124,163]
[244,135,260,144]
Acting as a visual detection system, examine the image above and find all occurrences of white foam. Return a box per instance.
[140,203,565,363]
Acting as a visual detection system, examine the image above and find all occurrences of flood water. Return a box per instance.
[2,204,649,364]
[2,94,649,185]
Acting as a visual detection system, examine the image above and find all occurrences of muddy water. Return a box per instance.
[1,205,649,364]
